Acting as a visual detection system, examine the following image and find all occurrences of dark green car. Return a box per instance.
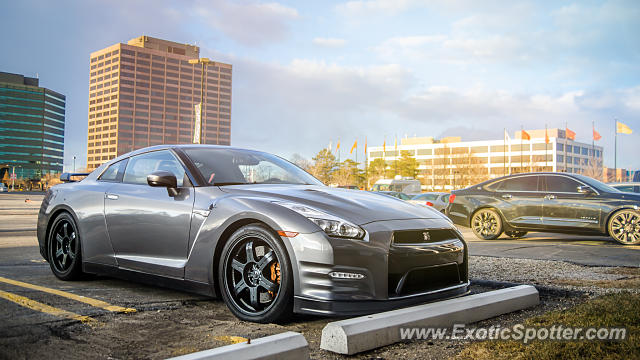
[447,172,640,245]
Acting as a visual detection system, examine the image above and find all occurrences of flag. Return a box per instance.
[617,121,633,134]
[364,137,367,154]
[383,140,386,153]
[545,127,549,144]
[335,140,340,152]
[193,103,202,144]
[394,136,397,150]
[521,130,530,141]
[566,127,576,140]
[593,127,602,141]
[350,140,357,154]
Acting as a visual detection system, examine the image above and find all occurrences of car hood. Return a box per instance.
[217,184,441,225]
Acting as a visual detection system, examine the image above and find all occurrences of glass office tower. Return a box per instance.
[0,71,65,181]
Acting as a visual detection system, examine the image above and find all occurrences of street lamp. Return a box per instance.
[188,58,213,144]
[73,155,76,172]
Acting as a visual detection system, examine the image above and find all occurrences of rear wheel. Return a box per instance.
[505,231,528,239]
[218,224,293,323]
[608,209,640,245]
[47,213,83,280]
[471,209,503,240]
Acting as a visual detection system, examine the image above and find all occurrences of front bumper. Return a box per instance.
[287,218,469,316]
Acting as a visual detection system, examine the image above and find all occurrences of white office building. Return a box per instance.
[367,128,603,191]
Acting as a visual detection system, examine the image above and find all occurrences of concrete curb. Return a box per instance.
[166,331,309,360]
[320,285,539,355]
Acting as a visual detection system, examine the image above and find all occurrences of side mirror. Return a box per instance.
[577,185,594,195]
[147,171,179,197]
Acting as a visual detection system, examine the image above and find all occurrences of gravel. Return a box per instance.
[470,255,640,294]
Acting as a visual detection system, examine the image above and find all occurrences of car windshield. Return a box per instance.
[572,174,621,193]
[183,147,323,186]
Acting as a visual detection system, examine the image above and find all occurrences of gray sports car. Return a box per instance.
[37,145,469,323]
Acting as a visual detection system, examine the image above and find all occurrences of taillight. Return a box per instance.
[426,201,434,206]
[449,194,456,203]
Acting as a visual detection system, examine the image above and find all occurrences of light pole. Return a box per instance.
[188,58,213,144]
[73,155,76,172]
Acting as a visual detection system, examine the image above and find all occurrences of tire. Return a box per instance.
[471,208,503,240]
[47,212,83,280]
[608,209,640,245]
[505,231,528,239]
[218,224,293,323]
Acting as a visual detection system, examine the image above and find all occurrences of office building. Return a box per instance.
[86,35,232,170]
[367,128,604,191]
[0,71,65,180]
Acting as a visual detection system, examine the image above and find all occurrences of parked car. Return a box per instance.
[371,177,422,194]
[38,145,469,323]
[409,192,450,212]
[374,190,412,200]
[0,183,7,192]
[447,172,640,245]
[609,182,640,194]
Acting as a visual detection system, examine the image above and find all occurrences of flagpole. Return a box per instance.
[591,121,595,163]
[564,122,568,172]
[503,128,506,176]
[545,124,548,170]
[520,125,523,173]
[614,118,617,181]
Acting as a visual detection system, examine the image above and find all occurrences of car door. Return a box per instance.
[104,149,195,277]
[492,175,545,227]
[541,175,601,230]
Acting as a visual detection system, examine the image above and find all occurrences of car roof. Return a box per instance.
[610,182,640,186]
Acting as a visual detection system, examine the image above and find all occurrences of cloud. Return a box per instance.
[192,0,299,46]
[312,37,347,48]
[335,0,419,16]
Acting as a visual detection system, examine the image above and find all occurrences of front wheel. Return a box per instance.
[608,209,640,245]
[471,209,503,240]
[48,212,83,280]
[218,224,293,323]
[505,231,528,239]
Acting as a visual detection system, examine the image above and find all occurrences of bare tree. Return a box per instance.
[581,158,604,181]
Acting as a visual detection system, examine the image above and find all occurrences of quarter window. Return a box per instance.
[123,150,186,186]
[98,159,127,181]
[545,176,581,193]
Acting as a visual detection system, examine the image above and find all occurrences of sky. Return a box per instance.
[1,0,639,171]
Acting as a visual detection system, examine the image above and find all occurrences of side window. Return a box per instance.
[98,159,127,181]
[123,150,186,186]
[498,176,539,191]
[615,185,634,193]
[545,176,581,193]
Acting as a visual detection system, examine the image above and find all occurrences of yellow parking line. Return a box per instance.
[0,289,94,323]
[214,335,249,344]
[0,276,136,313]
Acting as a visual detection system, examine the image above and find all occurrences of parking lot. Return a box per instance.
[0,192,638,359]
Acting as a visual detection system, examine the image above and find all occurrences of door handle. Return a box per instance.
[105,194,119,200]
[544,194,556,200]
[501,194,512,199]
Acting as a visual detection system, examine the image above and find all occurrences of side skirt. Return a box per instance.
[83,262,217,298]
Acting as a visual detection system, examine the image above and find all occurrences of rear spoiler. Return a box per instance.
[60,173,90,182]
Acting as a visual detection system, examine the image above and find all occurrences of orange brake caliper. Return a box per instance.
[268,262,281,298]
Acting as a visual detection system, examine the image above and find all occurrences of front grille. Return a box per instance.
[392,228,459,245]
[393,263,461,296]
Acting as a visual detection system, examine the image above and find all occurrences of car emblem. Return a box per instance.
[422,231,430,241]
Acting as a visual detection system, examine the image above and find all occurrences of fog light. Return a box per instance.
[329,271,365,280]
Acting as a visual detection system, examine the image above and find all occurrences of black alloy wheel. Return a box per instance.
[48,213,83,280]
[505,231,528,239]
[471,209,503,240]
[608,209,640,245]
[219,224,293,323]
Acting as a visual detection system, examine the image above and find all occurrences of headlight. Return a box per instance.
[275,201,366,239]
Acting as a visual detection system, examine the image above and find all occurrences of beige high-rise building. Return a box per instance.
[86,35,232,170]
